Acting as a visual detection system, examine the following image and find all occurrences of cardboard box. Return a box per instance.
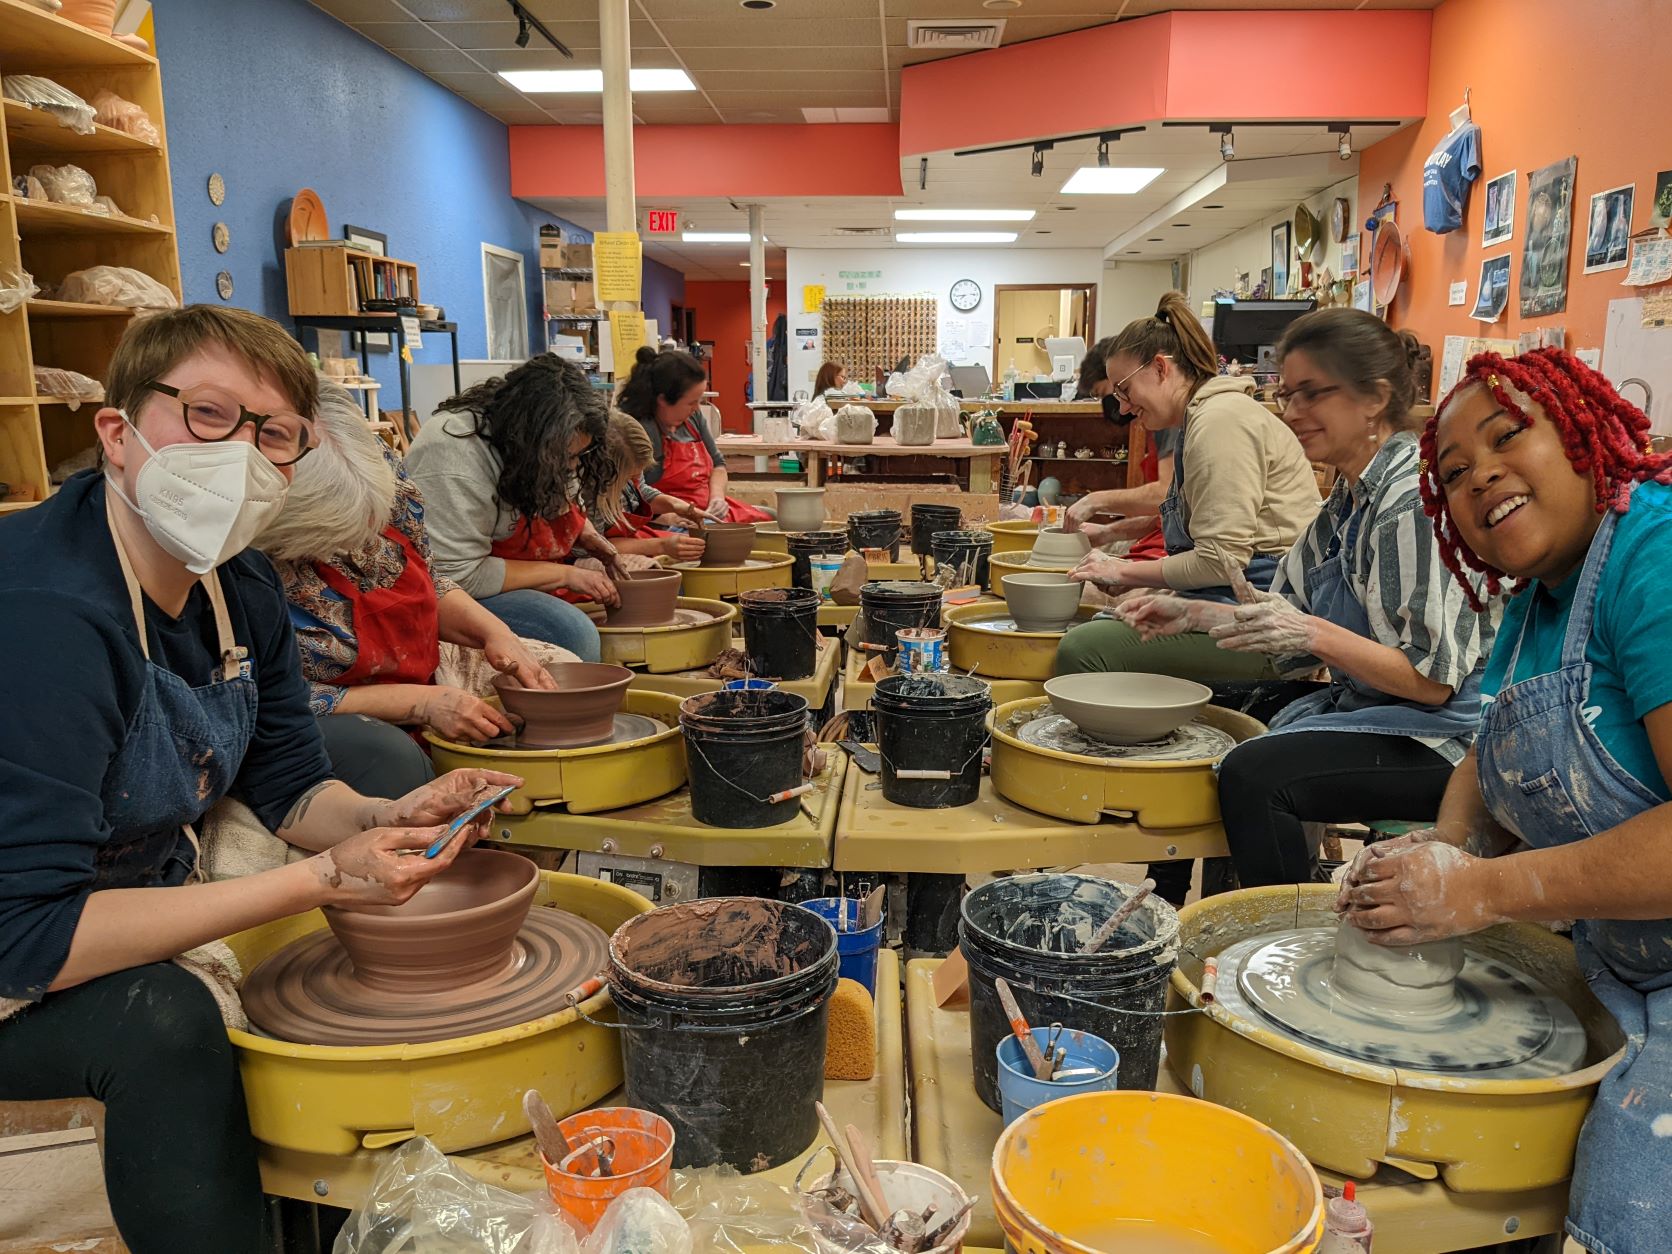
[544,278,596,312]
[540,242,567,270]
[541,241,595,271]
[566,242,593,268]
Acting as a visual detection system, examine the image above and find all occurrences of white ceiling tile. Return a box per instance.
[310,0,410,22]
[396,0,512,19]
[345,20,454,49]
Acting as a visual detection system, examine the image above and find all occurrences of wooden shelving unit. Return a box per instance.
[284,244,419,318]
[0,0,181,509]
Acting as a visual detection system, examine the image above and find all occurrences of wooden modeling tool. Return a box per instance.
[522,1089,571,1165]
[1084,878,1155,955]
[994,976,1051,1079]
[845,1123,892,1230]
[816,1101,887,1230]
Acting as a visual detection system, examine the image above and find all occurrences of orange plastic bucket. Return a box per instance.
[541,1107,674,1231]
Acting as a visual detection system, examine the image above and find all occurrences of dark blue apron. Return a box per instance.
[95,492,257,890]
[1475,497,1672,1252]
[1159,426,1280,603]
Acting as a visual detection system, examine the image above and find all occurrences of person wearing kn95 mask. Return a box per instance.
[0,306,523,1254]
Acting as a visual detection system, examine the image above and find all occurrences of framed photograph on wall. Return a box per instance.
[1482,171,1517,247]
[1271,222,1292,296]
[1583,183,1635,273]
[343,225,391,349]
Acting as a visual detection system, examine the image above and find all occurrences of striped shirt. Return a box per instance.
[1269,432,1497,762]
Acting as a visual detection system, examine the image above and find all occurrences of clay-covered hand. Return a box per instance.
[1336,827,1444,909]
[1208,598,1319,655]
[482,633,556,692]
[1068,553,1136,590]
[1115,593,1216,640]
[662,533,706,562]
[559,565,622,608]
[420,684,518,742]
[310,823,467,907]
[588,543,629,584]
[375,767,525,831]
[1336,840,1502,946]
[1063,497,1097,532]
[704,497,730,522]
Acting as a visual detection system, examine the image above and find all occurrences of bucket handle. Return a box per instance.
[685,735,812,806]
[793,1142,841,1195]
[571,988,838,1035]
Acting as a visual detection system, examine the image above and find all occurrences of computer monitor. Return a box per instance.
[1210,299,1317,367]
[949,364,991,398]
[1042,336,1088,367]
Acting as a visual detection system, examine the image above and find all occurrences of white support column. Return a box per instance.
[599,0,634,234]
[748,203,768,431]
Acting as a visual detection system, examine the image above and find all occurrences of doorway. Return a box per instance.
[992,284,1096,382]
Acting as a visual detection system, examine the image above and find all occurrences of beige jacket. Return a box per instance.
[1158,375,1320,590]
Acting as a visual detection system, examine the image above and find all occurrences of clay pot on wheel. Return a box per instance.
[699,522,757,566]
[775,487,826,533]
[492,661,634,748]
[607,568,682,627]
[324,849,538,993]
[1041,673,1212,744]
[1029,526,1091,569]
[1000,572,1083,633]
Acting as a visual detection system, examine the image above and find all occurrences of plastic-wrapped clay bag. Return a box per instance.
[57,266,178,313]
[580,1189,690,1254]
[834,404,876,446]
[34,365,104,411]
[0,266,40,316]
[793,396,834,441]
[1,75,95,134]
[30,162,97,207]
[333,1136,581,1254]
[91,89,161,144]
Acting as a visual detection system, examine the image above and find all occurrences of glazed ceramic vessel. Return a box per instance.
[493,662,635,748]
[699,522,757,566]
[1028,526,1091,569]
[775,488,827,533]
[607,568,682,627]
[1041,673,1213,744]
[323,849,538,993]
[1000,572,1083,633]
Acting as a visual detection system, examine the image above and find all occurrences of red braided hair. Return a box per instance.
[1419,347,1672,611]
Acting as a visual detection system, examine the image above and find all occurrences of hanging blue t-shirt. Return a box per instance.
[1479,480,1672,800]
[1422,122,1482,234]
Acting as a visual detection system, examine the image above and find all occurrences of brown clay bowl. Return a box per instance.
[1042,672,1212,744]
[491,661,634,748]
[699,522,758,566]
[323,848,538,993]
[607,568,682,627]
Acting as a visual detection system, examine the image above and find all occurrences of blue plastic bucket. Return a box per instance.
[995,1026,1119,1126]
[802,897,884,995]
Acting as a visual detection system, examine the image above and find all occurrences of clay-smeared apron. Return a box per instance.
[314,526,442,687]
[490,505,591,603]
[1158,432,1279,603]
[657,418,772,524]
[1475,498,1672,1253]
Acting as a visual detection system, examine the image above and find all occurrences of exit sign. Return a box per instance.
[646,209,679,235]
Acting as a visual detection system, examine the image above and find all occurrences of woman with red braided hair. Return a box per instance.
[1340,346,1672,1253]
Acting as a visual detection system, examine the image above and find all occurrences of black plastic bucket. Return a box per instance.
[960,872,1180,1110]
[606,897,839,1171]
[787,529,850,591]
[847,509,902,561]
[910,503,963,558]
[679,689,809,828]
[859,580,943,661]
[739,587,820,680]
[873,674,991,808]
[931,528,994,590]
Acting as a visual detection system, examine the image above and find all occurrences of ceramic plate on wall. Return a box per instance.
[286,188,328,246]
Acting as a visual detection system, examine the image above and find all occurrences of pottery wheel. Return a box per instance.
[680,559,773,571]
[964,616,1071,636]
[602,608,713,631]
[1014,713,1236,762]
[483,714,668,752]
[241,906,609,1046]
[1210,928,1588,1078]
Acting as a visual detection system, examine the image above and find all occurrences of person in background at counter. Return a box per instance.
[1065,336,1175,560]
[814,361,849,395]
[1056,292,1319,678]
[0,306,518,1253]
[617,345,773,524]
[590,412,706,562]
[1339,348,1672,1254]
[262,380,559,797]
[1118,310,1493,904]
[406,354,622,662]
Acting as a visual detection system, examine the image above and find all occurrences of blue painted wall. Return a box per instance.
[641,255,686,342]
[152,0,586,392]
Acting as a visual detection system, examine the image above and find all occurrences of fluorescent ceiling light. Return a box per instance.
[499,68,695,93]
[893,208,1036,222]
[895,231,1018,244]
[682,232,756,243]
[1060,166,1165,195]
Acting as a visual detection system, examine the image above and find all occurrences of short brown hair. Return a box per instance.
[106,304,318,420]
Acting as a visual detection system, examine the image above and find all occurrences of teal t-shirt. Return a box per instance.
[1480,480,1672,800]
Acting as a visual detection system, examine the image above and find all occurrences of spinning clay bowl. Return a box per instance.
[1000,571,1082,632]
[607,568,682,627]
[1028,525,1090,568]
[493,662,635,748]
[699,522,758,566]
[1042,673,1212,744]
[323,849,538,993]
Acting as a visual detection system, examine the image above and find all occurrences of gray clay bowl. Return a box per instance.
[1042,672,1213,744]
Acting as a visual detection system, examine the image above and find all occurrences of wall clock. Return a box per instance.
[949,279,981,312]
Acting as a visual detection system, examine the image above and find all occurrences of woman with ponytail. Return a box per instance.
[1338,348,1672,1253]
[616,346,772,524]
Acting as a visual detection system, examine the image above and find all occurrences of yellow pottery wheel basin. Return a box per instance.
[992,1090,1323,1254]
[983,518,1040,554]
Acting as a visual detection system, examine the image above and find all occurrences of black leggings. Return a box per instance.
[0,962,265,1253]
[1217,730,1456,888]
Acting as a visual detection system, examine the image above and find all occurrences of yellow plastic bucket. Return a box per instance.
[991,1091,1323,1254]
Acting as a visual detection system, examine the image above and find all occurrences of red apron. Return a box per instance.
[314,526,442,685]
[1125,436,1169,561]
[490,505,591,602]
[657,418,773,524]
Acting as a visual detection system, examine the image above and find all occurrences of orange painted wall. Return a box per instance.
[685,280,787,432]
[1357,0,1672,351]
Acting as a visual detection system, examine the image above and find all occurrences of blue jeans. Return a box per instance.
[478,589,601,662]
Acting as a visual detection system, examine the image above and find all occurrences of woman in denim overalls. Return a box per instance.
[1341,348,1672,1253]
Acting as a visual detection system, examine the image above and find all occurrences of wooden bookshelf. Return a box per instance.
[285,245,420,318]
[0,0,181,510]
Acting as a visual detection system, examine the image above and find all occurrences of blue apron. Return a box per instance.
[1267,503,1484,747]
[1159,429,1280,603]
[94,492,256,890]
[1475,499,1672,1253]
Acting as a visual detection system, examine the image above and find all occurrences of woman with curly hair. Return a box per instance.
[1338,347,1672,1254]
[406,354,623,661]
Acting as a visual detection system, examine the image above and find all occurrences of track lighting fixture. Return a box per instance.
[1217,127,1235,161]
[1031,145,1046,177]
[515,14,530,47]
[1097,138,1110,168]
[1332,125,1353,160]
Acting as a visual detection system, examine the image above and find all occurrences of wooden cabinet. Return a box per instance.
[285,245,420,318]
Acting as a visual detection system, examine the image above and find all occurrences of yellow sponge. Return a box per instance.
[824,977,877,1081]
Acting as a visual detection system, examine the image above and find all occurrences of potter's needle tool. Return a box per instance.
[1084,878,1155,955]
